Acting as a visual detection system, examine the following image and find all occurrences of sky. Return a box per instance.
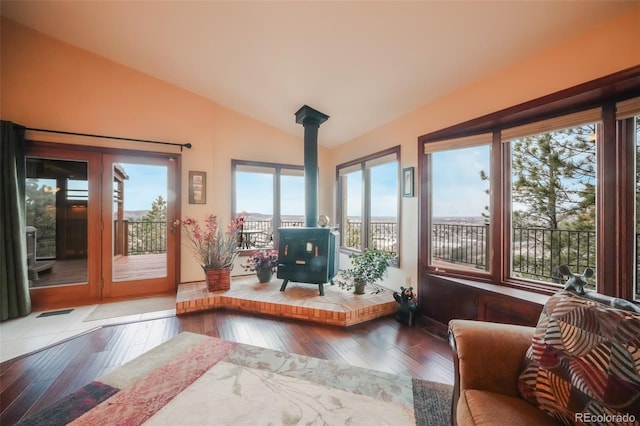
[431,145,490,218]
[117,163,399,217]
[119,163,168,211]
[118,153,487,218]
[236,162,400,218]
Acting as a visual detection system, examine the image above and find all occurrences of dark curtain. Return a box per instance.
[0,121,31,321]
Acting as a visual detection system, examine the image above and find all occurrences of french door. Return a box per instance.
[26,143,179,309]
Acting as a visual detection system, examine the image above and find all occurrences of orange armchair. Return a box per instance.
[448,320,560,426]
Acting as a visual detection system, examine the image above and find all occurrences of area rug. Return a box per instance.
[17,332,452,426]
[83,296,176,322]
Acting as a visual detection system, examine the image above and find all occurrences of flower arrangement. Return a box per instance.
[180,213,246,269]
[242,249,279,273]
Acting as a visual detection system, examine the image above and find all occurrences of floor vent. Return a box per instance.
[36,309,74,318]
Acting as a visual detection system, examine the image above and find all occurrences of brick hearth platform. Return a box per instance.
[176,275,398,326]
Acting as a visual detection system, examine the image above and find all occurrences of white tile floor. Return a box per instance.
[0,298,176,363]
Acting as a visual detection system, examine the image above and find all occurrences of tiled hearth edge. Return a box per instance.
[176,282,397,327]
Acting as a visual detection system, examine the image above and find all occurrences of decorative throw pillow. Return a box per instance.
[518,290,640,426]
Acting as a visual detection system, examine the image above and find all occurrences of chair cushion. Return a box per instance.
[518,290,640,425]
[457,389,560,426]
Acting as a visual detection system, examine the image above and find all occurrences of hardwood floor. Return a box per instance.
[0,311,453,425]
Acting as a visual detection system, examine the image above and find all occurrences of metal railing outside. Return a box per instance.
[431,223,602,283]
[242,220,303,232]
[126,221,167,255]
[511,227,596,282]
[244,219,399,255]
[343,220,397,255]
[432,223,489,270]
[344,221,362,250]
[109,218,639,297]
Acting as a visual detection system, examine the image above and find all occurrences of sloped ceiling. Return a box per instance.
[1,1,634,147]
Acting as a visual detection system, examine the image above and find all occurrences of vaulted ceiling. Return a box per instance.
[1,1,634,147]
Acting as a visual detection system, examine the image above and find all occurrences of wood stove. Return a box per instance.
[277,227,339,296]
[277,105,339,296]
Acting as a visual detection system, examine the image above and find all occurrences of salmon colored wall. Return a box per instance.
[3,5,638,290]
[330,5,640,291]
[0,18,320,283]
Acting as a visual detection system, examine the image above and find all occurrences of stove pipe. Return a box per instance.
[295,105,329,227]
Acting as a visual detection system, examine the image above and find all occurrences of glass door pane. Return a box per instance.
[111,162,168,282]
[25,158,89,287]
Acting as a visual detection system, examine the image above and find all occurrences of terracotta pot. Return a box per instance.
[256,267,272,283]
[203,267,231,292]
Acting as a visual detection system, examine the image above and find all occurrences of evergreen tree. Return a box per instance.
[25,179,57,257]
[509,124,596,281]
[141,196,167,222]
[511,124,596,230]
[479,170,490,223]
[130,196,168,254]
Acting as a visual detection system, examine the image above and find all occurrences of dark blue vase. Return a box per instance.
[256,267,272,283]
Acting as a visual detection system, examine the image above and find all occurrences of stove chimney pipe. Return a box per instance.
[295,105,329,227]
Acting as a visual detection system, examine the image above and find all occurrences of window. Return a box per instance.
[339,166,362,250]
[617,97,640,300]
[418,68,639,300]
[504,111,599,290]
[635,113,640,300]
[336,147,399,257]
[232,160,304,250]
[635,114,640,300]
[425,137,492,274]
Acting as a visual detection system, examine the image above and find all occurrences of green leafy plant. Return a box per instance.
[334,249,395,293]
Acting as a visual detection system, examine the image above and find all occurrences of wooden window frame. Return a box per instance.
[231,159,304,250]
[418,66,640,299]
[335,146,401,259]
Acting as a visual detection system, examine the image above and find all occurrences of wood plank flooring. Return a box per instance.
[0,311,453,425]
[29,254,167,288]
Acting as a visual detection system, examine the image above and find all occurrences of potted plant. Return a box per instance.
[335,249,395,294]
[180,213,246,291]
[242,249,279,283]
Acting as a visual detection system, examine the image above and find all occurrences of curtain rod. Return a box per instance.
[25,127,192,151]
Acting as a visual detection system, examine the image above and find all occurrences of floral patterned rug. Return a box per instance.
[17,332,452,425]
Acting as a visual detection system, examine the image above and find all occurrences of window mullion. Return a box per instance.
[619,117,637,300]
[273,167,281,246]
[490,131,502,284]
[363,166,371,251]
[598,103,618,296]
[336,146,400,255]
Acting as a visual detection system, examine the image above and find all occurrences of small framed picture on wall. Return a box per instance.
[189,171,206,204]
[402,167,414,197]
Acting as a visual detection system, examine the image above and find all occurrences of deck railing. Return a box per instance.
[118,220,167,255]
[243,220,304,233]
[343,220,398,255]
[511,226,596,282]
[432,223,490,270]
[244,219,399,255]
[113,219,639,292]
[431,223,604,283]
